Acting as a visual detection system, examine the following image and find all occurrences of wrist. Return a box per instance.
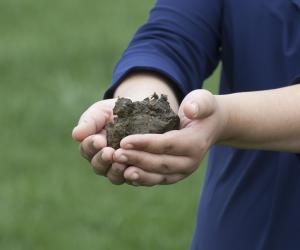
[214,94,235,144]
[114,72,179,112]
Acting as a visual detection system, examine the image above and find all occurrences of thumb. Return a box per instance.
[72,116,107,142]
[72,99,115,142]
[182,89,216,120]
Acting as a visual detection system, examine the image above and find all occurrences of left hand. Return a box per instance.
[72,98,128,185]
[113,89,228,186]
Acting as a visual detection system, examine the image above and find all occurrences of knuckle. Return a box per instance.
[136,175,156,187]
[82,140,92,153]
[161,174,184,185]
[92,163,106,176]
[87,137,95,152]
[160,176,169,185]
[80,144,91,160]
[163,143,174,154]
[110,168,122,177]
[94,164,110,176]
[127,151,143,166]
[162,163,170,172]
[161,135,175,154]
[90,156,98,168]
[159,159,171,174]
[177,158,196,175]
[110,164,124,176]
[91,154,109,176]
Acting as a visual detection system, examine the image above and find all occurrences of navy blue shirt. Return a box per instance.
[104,0,300,249]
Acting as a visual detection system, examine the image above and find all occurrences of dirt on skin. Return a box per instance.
[106,93,180,149]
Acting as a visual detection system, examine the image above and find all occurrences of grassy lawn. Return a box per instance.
[0,0,219,249]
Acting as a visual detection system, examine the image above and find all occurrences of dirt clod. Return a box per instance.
[106,93,180,149]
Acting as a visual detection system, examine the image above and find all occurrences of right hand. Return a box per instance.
[72,98,127,185]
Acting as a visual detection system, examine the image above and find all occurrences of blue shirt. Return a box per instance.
[104,0,300,249]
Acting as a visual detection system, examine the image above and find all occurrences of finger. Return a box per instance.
[91,147,114,176]
[120,130,192,156]
[72,99,115,142]
[114,149,195,175]
[79,133,107,161]
[180,89,216,120]
[124,166,184,186]
[106,162,127,185]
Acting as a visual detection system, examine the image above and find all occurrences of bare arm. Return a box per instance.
[218,84,300,152]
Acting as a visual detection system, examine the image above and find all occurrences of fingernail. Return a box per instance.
[72,126,79,135]
[100,151,105,160]
[111,169,121,177]
[114,168,121,174]
[118,154,128,163]
[93,140,102,149]
[113,164,124,175]
[93,141,99,149]
[124,143,133,149]
[75,124,84,130]
[131,172,139,180]
[191,102,199,116]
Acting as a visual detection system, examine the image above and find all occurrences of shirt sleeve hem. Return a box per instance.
[290,74,300,85]
[103,54,191,103]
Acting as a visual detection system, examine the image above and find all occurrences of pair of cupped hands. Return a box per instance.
[72,89,227,186]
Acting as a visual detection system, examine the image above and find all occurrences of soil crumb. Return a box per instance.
[106,93,179,149]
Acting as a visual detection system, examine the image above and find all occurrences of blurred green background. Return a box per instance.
[0,0,219,249]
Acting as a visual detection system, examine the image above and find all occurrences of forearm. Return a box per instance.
[218,84,300,153]
[113,72,179,112]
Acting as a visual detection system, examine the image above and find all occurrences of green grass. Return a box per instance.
[0,0,219,249]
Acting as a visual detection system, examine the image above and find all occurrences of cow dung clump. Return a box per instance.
[106,93,180,149]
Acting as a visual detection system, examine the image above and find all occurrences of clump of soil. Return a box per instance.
[106,93,179,149]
